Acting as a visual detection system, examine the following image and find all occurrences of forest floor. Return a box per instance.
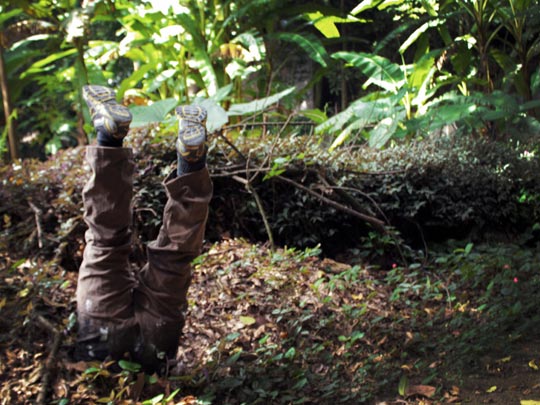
[2,236,540,404]
[457,338,540,404]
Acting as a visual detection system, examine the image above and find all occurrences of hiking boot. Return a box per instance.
[82,85,132,140]
[175,105,207,163]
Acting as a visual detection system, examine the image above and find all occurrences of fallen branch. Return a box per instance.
[36,315,62,405]
[28,201,44,249]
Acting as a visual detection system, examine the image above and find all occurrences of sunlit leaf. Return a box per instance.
[369,116,398,148]
[299,109,328,124]
[165,388,181,401]
[486,386,497,393]
[240,316,256,325]
[192,98,228,132]
[118,360,142,372]
[333,51,404,92]
[227,87,295,116]
[398,375,408,396]
[142,393,164,405]
[285,347,296,359]
[130,98,177,128]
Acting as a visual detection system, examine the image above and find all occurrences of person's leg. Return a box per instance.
[134,105,212,371]
[75,86,137,360]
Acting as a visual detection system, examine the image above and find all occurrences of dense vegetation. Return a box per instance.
[1,0,540,158]
[1,0,540,404]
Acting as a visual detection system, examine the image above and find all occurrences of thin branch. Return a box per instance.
[232,175,275,250]
[249,114,294,184]
[315,171,380,220]
[276,175,386,231]
[210,167,270,178]
[247,182,275,251]
[222,121,315,130]
[325,185,391,225]
[343,168,408,176]
[215,130,248,161]
[36,315,62,405]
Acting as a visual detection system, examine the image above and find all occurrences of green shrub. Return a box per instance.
[1,127,539,264]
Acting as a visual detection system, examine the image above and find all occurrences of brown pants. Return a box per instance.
[76,146,212,367]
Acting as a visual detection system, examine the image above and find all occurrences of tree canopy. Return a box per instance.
[0,0,539,159]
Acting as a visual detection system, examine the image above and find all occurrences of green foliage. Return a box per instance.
[209,131,540,255]
[315,0,540,149]
[3,0,540,158]
[3,134,540,402]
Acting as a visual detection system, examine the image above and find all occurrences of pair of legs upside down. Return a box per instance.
[75,85,212,372]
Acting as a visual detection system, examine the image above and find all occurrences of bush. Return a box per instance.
[1,127,539,265]
[210,132,540,252]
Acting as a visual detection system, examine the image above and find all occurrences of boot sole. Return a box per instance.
[83,85,132,137]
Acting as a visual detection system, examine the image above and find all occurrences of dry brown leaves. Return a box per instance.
[0,238,442,404]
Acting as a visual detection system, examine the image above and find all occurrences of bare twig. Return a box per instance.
[134,207,159,217]
[222,116,289,250]
[276,175,386,231]
[249,114,293,184]
[210,167,270,178]
[325,185,391,225]
[344,168,408,176]
[247,182,275,250]
[222,121,315,130]
[215,130,248,161]
[36,315,62,405]
[232,175,275,250]
[214,130,391,242]
[28,201,44,249]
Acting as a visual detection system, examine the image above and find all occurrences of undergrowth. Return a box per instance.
[2,234,540,404]
[2,127,540,403]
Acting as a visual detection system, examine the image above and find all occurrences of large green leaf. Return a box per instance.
[227,87,295,116]
[520,99,540,111]
[305,12,363,38]
[351,0,383,15]
[369,114,400,148]
[332,51,404,92]
[399,18,445,54]
[420,102,479,131]
[0,8,23,27]
[118,63,155,99]
[176,12,218,95]
[408,51,439,109]
[299,109,328,124]
[147,69,176,93]
[191,97,229,133]
[129,98,177,128]
[272,32,329,67]
[20,48,78,78]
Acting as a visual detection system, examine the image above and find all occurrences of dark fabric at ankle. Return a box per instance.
[177,155,206,176]
[97,130,123,147]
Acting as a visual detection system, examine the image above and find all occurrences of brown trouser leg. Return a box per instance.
[134,168,213,369]
[76,146,138,359]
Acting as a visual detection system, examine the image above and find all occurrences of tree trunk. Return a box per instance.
[0,44,19,160]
